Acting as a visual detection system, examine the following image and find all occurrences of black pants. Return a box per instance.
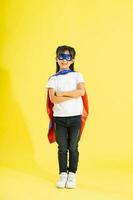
[53,115,82,174]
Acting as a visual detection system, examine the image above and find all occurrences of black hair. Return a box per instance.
[56,45,76,73]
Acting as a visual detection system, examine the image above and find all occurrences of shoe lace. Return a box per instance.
[60,174,67,181]
[68,175,75,182]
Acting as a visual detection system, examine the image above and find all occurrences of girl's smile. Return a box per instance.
[61,62,68,65]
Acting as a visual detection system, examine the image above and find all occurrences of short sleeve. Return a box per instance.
[46,76,56,90]
[76,72,85,83]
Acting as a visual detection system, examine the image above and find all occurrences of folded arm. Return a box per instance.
[48,88,74,104]
[56,83,85,98]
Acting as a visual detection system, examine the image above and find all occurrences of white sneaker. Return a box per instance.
[56,172,68,188]
[65,172,76,188]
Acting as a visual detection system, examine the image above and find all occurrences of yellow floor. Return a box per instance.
[0,167,132,200]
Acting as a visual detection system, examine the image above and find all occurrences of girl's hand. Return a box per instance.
[56,91,64,97]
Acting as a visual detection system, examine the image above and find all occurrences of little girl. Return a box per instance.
[46,45,88,189]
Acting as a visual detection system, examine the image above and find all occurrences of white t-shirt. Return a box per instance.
[46,71,85,117]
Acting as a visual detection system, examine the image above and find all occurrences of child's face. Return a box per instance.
[56,50,74,70]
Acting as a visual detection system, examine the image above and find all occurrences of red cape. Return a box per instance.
[46,90,89,144]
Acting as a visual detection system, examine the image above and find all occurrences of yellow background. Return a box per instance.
[0,0,133,200]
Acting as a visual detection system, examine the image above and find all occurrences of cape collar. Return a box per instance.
[49,69,75,79]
